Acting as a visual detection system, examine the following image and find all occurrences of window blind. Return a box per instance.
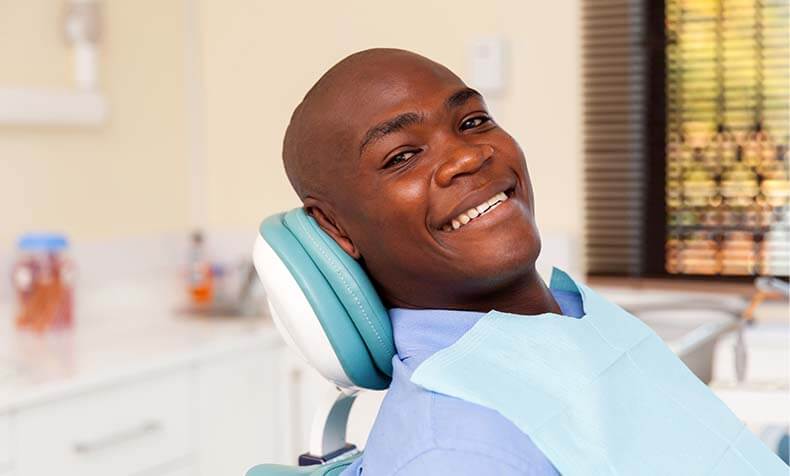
[583,0,648,275]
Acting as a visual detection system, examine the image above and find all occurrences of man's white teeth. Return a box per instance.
[444,191,509,231]
[490,193,506,206]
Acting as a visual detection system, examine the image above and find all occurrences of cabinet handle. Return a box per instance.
[73,419,163,454]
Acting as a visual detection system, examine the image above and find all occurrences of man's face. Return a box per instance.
[313,56,541,309]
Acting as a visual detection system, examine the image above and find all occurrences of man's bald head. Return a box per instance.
[277,47,546,313]
[282,48,462,201]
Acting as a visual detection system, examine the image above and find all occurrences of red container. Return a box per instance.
[12,233,74,332]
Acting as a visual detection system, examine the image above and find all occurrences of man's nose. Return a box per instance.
[434,143,495,187]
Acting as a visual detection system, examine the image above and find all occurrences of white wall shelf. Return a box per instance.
[0,88,107,126]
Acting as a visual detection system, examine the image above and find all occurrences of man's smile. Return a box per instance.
[433,176,519,233]
[441,190,509,231]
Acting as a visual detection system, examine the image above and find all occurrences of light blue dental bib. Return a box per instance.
[410,269,788,475]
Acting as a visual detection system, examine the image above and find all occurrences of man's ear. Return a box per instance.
[302,200,361,259]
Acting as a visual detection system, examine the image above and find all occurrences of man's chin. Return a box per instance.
[450,230,542,283]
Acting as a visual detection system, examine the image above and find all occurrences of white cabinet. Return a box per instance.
[2,325,363,476]
[195,346,282,475]
[272,347,385,459]
[275,347,338,463]
[0,412,11,474]
[15,372,192,476]
[2,336,292,476]
[159,465,197,476]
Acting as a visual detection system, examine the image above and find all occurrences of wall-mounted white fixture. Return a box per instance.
[64,0,101,91]
[0,0,107,126]
[467,36,508,120]
[468,36,507,97]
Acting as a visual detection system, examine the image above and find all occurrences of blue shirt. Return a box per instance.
[342,290,584,476]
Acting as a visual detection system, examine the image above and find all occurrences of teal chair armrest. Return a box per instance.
[246,453,360,476]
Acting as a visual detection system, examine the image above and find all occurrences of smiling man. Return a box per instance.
[276,48,790,476]
[283,48,578,475]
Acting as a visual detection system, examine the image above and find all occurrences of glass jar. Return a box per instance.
[12,233,75,332]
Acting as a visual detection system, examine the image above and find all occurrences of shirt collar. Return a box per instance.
[390,308,486,367]
[390,284,583,368]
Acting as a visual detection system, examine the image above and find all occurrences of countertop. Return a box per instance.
[0,278,280,413]
[2,277,784,414]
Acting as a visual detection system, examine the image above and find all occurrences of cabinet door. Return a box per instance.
[157,463,196,476]
[195,345,281,476]
[0,412,10,474]
[275,346,338,463]
[274,347,386,457]
[347,390,386,449]
[15,371,191,476]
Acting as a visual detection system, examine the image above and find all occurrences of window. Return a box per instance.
[584,0,789,278]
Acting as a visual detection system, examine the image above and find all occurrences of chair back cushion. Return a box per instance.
[254,209,394,390]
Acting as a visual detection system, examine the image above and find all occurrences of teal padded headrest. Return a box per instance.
[259,209,394,390]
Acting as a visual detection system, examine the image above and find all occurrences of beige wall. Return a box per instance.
[1,0,581,259]
[199,0,582,240]
[0,0,190,249]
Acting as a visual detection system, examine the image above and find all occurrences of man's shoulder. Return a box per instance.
[389,447,539,476]
[359,358,556,475]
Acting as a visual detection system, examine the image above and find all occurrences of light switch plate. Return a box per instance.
[468,36,507,95]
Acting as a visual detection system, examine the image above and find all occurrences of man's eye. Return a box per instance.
[460,115,492,131]
[384,150,418,169]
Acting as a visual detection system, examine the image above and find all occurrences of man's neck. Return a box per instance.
[389,268,563,316]
[466,269,562,316]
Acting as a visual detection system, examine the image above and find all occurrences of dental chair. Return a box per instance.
[247,209,396,476]
[248,209,790,476]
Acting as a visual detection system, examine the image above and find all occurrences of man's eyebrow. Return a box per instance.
[359,112,424,155]
[445,87,483,110]
[357,89,483,156]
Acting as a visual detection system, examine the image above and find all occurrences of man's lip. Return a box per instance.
[433,179,517,230]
